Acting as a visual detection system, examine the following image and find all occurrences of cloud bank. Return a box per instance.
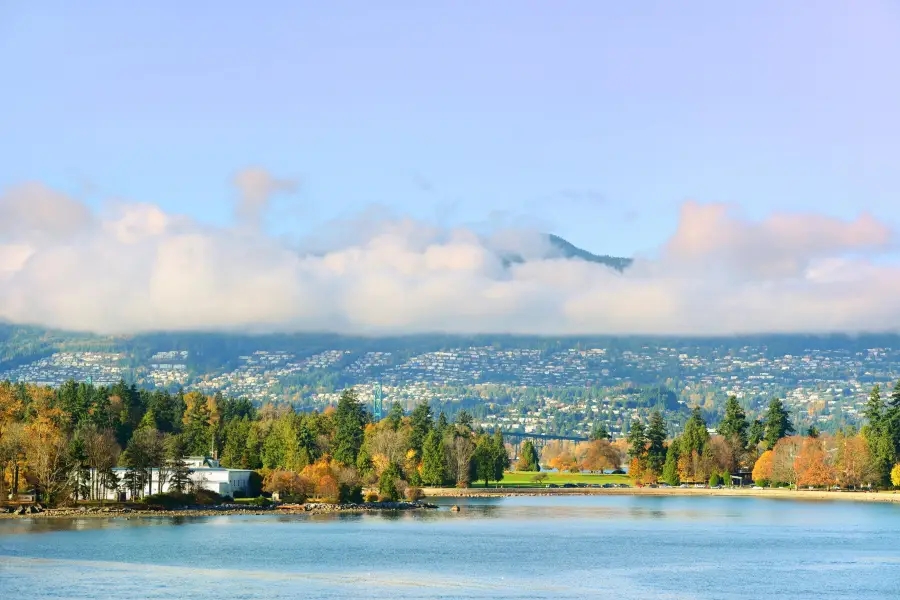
[0,171,897,336]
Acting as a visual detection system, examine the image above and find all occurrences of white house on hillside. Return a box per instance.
[90,456,255,501]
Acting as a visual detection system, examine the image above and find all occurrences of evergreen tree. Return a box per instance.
[887,381,900,459]
[748,419,765,447]
[332,389,367,465]
[718,396,749,448]
[244,424,262,469]
[590,423,611,441]
[862,385,896,487]
[455,409,473,430]
[517,440,540,472]
[138,408,158,432]
[763,398,794,449]
[387,402,404,431]
[626,420,647,460]
[472,434,497,487]
[662,443,680,486]
[491,430,508,483]
[645,411,667,476]
[408,403,433,455]
[166,435,191,494]
[378,462,401,501]
[182,394,212,456]
[719,396,750,467]
[681,407,710,456]
[436,412,449,435]
[421,430,446,485]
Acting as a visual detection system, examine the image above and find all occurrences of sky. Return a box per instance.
[1,1,899,335]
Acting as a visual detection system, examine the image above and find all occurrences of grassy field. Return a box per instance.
[473,471,631,488]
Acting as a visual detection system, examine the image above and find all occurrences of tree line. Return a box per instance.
[0,379,509,506]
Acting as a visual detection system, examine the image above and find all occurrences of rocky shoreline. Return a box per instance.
[0,501,437,519]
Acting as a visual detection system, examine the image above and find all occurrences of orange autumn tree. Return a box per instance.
[794,437,836,488]
[629,457,645,485]
[549,452,579,473]
[263,469,311,502]
[581,439,622,472]
[752,450,774,485]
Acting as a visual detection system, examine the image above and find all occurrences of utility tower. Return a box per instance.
[373,381,384,420]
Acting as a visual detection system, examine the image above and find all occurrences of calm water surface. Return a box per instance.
[1,495,899,599]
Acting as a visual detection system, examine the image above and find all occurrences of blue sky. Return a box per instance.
[1,1,899,258]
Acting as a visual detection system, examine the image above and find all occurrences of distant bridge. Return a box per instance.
[501,431,589,443]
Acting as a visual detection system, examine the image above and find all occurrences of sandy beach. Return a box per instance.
[422,486,900,503]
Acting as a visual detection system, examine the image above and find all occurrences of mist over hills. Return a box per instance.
[501,234,633,272]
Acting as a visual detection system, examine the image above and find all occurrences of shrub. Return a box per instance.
[339,482,364,504]
[405,487,424,502]
[248,496,272,507]
[709,473,721,487]
[378,463,402,502]
[141,492,192,509]
[756,479,770,488]
[531,473,549,484]
[364,491,379,503]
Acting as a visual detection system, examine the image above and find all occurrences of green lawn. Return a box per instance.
[473,471,631,488]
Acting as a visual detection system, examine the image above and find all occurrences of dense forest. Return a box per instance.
[612,384,900,490]
[0,379,508,506]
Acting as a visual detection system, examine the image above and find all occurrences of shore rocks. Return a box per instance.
[1,500,437,519]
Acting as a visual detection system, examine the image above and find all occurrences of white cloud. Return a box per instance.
[0,175,898,335]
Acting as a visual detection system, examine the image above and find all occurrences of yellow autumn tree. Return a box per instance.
[891,464,900,488]
[24,415,71,504]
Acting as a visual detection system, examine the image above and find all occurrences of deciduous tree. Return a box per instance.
[794,437,835,488]
[752,450,774,485]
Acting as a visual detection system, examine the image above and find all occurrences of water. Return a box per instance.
[1,495,899,599]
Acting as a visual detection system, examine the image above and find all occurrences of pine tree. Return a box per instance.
[408,403,433,456]
[491,430,508,484]
[681,407,709,456]
[436,412,449,435]
[590,423,611,441]
[627,420,647,461]
[719,396,749,448]
[645,411,667,476]
[517,440,540,472]
[662,443,680,486]
[763,398,794,449]
[748,419,765,447]
[862,385,896,487]
[719,396,750,467]
[421,430,447,485]
[387,402,404,431]
[166,435,191,494]
[332,389,367,466]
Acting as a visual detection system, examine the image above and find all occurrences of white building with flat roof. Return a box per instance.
[90,457,255,501]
